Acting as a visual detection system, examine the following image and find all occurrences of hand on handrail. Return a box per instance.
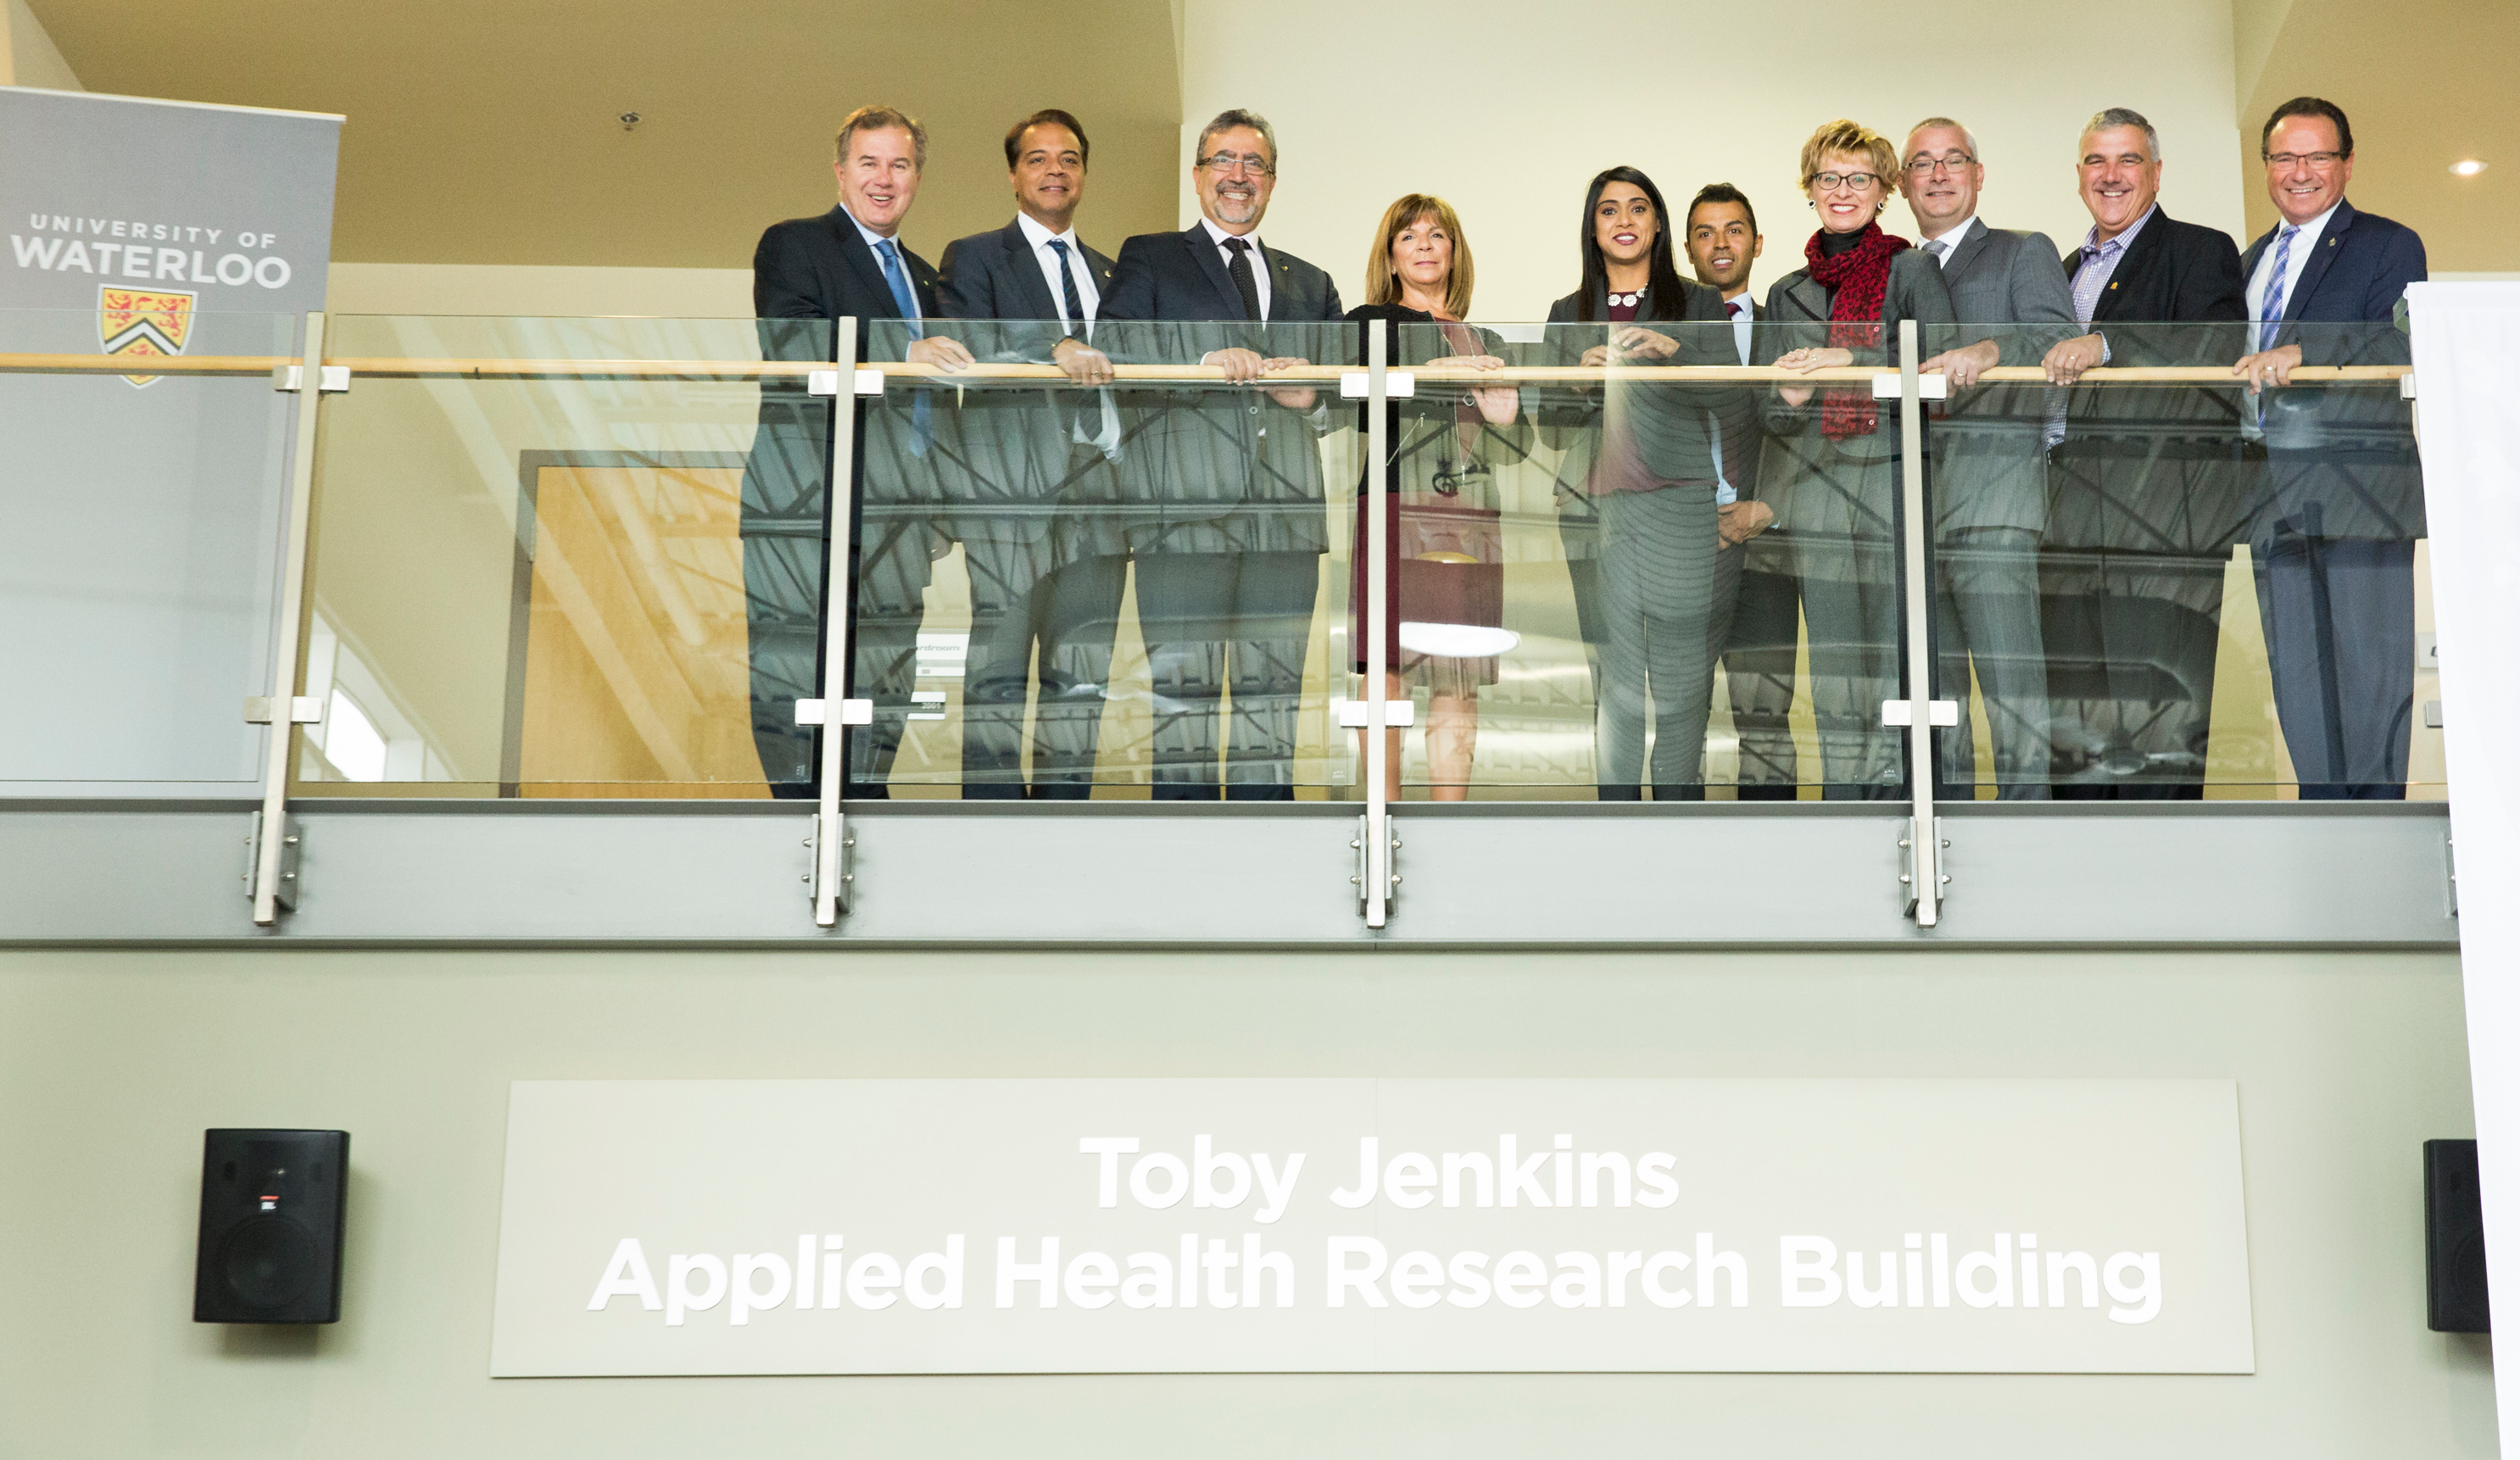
[1921,339,2000,390]
[905,336,974,371]
[2233,343,2304,392]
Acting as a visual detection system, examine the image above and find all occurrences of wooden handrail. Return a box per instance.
[0,352,2413,387]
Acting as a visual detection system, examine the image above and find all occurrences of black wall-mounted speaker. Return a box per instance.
[193,1129,348,1324]
[2425,1138,2490,1333]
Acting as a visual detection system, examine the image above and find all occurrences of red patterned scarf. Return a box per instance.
[1804,223,1910,438]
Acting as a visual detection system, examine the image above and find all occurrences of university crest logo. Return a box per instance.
[99,284,196,387]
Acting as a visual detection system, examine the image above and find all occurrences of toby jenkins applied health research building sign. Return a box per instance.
[488,1078,2254,1374]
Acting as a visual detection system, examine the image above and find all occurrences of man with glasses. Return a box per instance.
[2036,107,2245,800]
[1099,109,1344,800]
[936,109,1127,799]
[1901,118,2077,800]
[2229,97,2428,798]
[745,104,973,800]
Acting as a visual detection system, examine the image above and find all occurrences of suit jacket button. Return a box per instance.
[1248,404,1261,415]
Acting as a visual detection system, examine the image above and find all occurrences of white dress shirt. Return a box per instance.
[2248,200,2340,330]
[1199,215,1272,320]
[1921,215,1979,268]
[1017,211,1100,336]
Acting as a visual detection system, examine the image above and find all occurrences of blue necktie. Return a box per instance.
[875,237,930,454]
[2258,226,2298,353]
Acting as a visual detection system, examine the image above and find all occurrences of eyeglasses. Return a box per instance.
[1198,153,1274,177]
[2262,150,2346,169]
[1809,171,1882,192]
[1904,155,1976,176]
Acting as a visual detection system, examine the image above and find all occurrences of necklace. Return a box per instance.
[1606,288,1643,307]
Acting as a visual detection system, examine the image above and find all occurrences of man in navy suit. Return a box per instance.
[746,105,970,799]
[1099,109,1345,800]
[937,109,1127,799]
[2230,98,2427,799]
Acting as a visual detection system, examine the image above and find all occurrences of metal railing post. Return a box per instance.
[803,316,865,927]
[1895,319,1944,926]
[1362,317,1395,928]
[249,311,330,926]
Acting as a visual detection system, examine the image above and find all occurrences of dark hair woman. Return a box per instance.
[1759,120,1957,799]
[1346,193,1525,800]
[1540,165,1754,800]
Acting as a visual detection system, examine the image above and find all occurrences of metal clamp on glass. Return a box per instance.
[794,699,875,727]
[806,369,841,397]
[1336,699,1415,728]
[1341,370,1414,399]
[270,364,349,393]
[855,368,885,396]
[1880,699,1960,728]
[1871,372,1947,400]
[243,695,325,726]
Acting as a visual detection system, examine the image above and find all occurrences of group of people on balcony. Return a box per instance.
[743,95,2425,805]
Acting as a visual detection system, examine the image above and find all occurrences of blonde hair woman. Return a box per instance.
[1759,120,1956,797]
[1347,194,1521,800]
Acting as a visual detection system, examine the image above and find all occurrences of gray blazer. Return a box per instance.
[1928,219,2077,535]
[1755,248,1956,536]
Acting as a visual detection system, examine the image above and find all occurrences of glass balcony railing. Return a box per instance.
[0,309,2436,811]
[0,307,302,792]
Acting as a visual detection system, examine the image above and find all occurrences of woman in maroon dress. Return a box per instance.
[1347,193,1522,799]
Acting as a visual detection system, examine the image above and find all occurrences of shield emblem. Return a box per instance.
[99,285,196,387]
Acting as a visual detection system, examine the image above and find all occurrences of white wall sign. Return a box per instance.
[489,1078,2253,1376]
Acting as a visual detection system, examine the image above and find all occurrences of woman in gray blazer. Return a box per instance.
[1759,120,1956,799]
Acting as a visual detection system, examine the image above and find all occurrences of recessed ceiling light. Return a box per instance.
[2450,159,2486,176]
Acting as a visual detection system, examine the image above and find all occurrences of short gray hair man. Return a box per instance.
[2081,106,2160,161]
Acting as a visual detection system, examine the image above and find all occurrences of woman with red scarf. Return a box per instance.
[1759,120,1956,799]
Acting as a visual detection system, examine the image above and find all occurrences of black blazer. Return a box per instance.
[1539,276,1750,503]
[937,218,1117,348]
[754,203,941,357]
[2066,206,2245,359]
[1100,222,1344,331]
[1095,224,1345,554]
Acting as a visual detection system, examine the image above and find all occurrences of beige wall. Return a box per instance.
[0,948,2489,1457]
[1179,0,2248,318]
[327,264,751,320]
[3,0,81,90]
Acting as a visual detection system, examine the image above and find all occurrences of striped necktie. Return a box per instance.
[2257,225,2299,352]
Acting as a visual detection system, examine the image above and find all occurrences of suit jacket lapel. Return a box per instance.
[2092,208,2167,324]
[1784,272,1831,321]
[996,220,1062,322]
[826,206,897,315]
[1943,218,1992,280]
[1183,224,1249,320]
[2283,198,2355,320]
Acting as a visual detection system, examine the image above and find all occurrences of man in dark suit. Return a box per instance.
[1685,183,1797,800]
[2039,108,2248,800]
[2230,98,2427,799]
[937,109,1125,800]
[1099,108,1344,800]
[1902,118,2078,800]
[745,104,971,800]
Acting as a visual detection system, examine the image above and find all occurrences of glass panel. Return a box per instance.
[0,307,298,791]
[1929,318,2433,800]
[305,315,827,797]
[1373,318,1926,801]
[850,318,1359,800]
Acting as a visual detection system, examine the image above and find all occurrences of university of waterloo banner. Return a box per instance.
[0,87,340,787]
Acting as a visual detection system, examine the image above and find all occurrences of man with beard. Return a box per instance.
[1098,109,1345,800]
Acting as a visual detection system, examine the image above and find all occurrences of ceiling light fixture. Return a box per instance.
[619,111,643,131]
[2450,159,2486,176]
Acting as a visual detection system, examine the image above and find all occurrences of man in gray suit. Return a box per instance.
[1904,117,2076,800]
[936,109,1125,799]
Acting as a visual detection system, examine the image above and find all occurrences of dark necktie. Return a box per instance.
[1222,236,1263,325]
[1046,238,1095,437]
[1046,237,1089,336]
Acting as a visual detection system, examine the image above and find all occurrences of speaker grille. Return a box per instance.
[220,1216,317,1312]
